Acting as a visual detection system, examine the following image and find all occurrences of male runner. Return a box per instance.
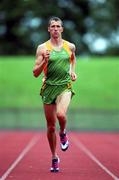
[33,16,77,172]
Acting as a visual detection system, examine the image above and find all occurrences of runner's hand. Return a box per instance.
[43,50,50,63]
[70,72,77,81]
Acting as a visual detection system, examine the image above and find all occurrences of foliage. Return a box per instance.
[0,0,119,55]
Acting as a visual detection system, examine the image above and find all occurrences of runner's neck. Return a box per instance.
[49,39,64,51]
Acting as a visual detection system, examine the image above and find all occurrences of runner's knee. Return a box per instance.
[47,126,56,133]
[57,111,66,120]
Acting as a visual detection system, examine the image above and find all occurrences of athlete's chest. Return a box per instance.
[49,48,70,62]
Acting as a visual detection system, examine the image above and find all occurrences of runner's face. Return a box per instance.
[48,20,63,38]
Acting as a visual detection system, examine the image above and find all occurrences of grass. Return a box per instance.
[0,56,119,109]
[78,57,119,109]
[0,56,119,130]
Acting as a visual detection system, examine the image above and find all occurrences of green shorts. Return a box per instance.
[40,82,75,104]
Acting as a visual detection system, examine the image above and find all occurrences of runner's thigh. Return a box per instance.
[56,91,71,114]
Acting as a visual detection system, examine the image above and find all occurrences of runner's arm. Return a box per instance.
[33,46,46,77]
[70,43,77,81]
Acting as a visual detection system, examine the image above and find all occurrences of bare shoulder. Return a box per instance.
[36,43,46,54]
[69,42,76,52]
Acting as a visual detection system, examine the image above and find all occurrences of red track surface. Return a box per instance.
[0,131,119,180]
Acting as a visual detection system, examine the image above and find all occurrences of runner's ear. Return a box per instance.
[61,26,64,33]
[48,27,50,32]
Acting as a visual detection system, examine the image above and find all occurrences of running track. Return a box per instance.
[0,131,119,180]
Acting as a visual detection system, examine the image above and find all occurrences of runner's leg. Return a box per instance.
[56,91,71,133]
[44,104,58,158]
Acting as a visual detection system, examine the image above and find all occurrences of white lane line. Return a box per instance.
[71,135,119,180]
[0,135,40,180]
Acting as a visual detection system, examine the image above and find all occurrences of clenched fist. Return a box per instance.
[70,72,77,81]
[43,50,51,63]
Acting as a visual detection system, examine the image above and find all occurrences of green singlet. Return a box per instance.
[40,40,75,104]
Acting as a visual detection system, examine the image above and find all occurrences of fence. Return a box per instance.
[0,108,119,131]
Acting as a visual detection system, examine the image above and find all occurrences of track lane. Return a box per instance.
[0,131,40,179]
[71,132,119,180]
[0,132,119,180]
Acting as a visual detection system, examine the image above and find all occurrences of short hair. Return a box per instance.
[48,16,63,27]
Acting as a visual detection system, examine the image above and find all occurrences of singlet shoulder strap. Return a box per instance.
[45,40,53,51]
[63,40,74,63]
[63,40,71,56]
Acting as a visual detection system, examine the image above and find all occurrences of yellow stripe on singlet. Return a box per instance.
[45,40,71,54]
[45,41,53,51]
[45,40,72,62]
[63,40,71,56]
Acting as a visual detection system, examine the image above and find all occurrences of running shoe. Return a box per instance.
[60,131,69,151]
[50,158,60,172]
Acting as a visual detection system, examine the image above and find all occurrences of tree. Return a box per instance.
[0,0,119,55]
